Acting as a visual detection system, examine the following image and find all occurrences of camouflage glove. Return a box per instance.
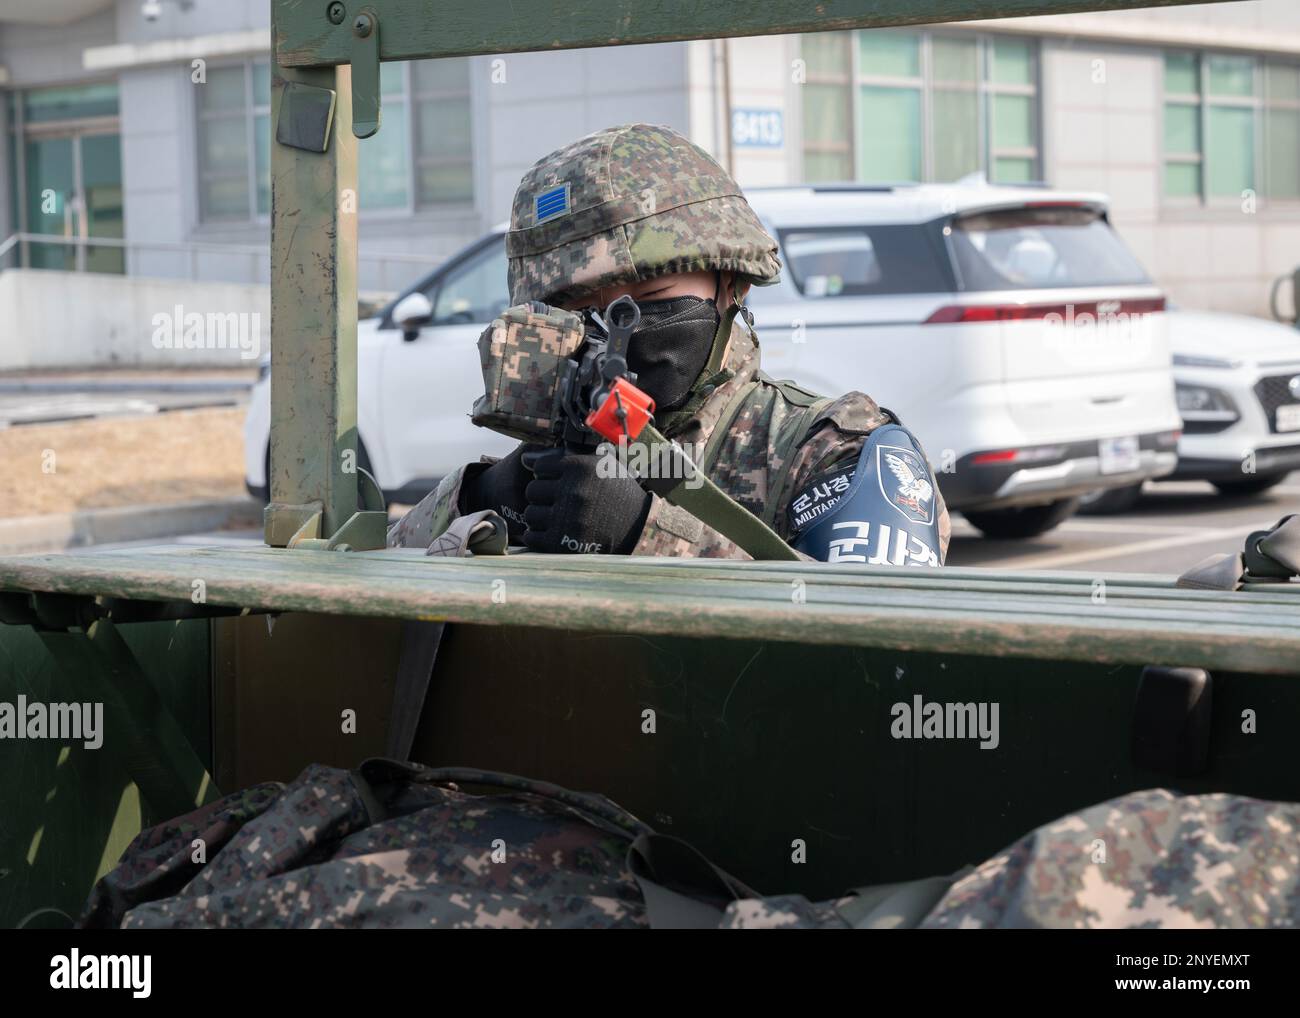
[523,447,651,555]
[458,443,547,540]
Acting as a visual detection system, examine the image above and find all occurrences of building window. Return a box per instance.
[800,33,854,180]
[412,58,474,204]
[359,62,411,211]
[1265,61,1300,200]
[1162,50,1300,203]
[801,30,1040,185]
[1162,52,1203,198]
[197,62,270,221]
[197,58,472,223]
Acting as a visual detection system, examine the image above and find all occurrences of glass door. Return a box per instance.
[23,135,76,270]
[79,133,124,274]
[14,82,123,274]
[21,131,123,274]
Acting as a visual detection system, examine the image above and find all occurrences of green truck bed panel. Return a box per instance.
[1,545,1297,673]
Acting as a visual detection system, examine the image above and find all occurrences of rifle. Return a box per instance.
[471,296,798,561]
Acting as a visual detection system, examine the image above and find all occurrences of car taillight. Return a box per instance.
[924,297,1166,324]
[971,450,1018,464]
[972,446,1069,466]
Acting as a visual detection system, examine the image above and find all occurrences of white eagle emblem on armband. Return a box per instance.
[879,446,934,525]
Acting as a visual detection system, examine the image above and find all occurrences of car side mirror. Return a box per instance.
[392,292,433,341]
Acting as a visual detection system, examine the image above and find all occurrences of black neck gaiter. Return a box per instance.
[622,296,721,411]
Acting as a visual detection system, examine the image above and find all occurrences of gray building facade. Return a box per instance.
[0,0,1297,315]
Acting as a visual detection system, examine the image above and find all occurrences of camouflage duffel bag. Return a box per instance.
[78,759,758,929]
[78,760,1300,929]
[917,787,1300,930]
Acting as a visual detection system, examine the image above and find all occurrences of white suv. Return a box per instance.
[245,182,1182,539]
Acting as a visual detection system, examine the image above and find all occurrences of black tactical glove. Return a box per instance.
[458,443,547,540]
[522,447,651,555]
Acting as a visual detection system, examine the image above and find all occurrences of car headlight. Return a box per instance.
[1172,353,1242,369]
[1175,383,1238,420]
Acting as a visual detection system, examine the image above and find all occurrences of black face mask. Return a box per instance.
[620,295,721,411]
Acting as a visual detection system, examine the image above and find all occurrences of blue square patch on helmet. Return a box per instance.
[534,183,570,223]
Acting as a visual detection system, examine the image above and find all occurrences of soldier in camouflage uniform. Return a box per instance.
[388,123,951,563]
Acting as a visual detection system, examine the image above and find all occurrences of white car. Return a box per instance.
[1083,308,1300,512]
[245,182,1182,539]
[245,232,517,508]
[1172,308,1300,490]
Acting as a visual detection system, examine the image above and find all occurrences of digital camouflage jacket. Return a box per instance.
[386,313,953,561]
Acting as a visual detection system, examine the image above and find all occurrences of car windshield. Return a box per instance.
[776,225,953,297]
[949,206,1150,291]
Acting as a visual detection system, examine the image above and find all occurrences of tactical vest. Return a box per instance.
[696,369,838,533]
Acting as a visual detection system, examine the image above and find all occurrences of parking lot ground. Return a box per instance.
[0,372,252,427]
[0,406,247,518]
[947,473,1300,575]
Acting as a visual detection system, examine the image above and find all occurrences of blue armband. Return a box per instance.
[791,424,944,567]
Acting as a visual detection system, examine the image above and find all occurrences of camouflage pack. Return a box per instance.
[470,302,586,443]
[78,759,1300,929]
[79,760,651,930]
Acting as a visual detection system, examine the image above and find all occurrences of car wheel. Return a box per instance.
[1212,473,1286,497]
[262,439,388,510]
[1077,483,1144,516]
[963,497,1081,539]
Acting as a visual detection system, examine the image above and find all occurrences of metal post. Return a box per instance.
[264,51,360,546]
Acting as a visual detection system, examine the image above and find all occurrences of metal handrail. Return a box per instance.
[0,232,443,292]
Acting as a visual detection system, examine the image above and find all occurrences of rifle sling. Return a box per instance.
[632,423,799,561]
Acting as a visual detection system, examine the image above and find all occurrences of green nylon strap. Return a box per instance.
[764,394,836,529]
[694,377,836,533]
[631,423,799,561]
[626,831,761,929]
[836,868,973,929]
[704,296,743,375]
[754,370,822,407]
[698,371,835,530]
[659,365,734,439]
[696,378,754,474]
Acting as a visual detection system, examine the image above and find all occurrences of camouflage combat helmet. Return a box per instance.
[506,123,782,307]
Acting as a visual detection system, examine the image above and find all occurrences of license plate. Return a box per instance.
[1277,404,1300,432]
[1099,435,1140,475]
